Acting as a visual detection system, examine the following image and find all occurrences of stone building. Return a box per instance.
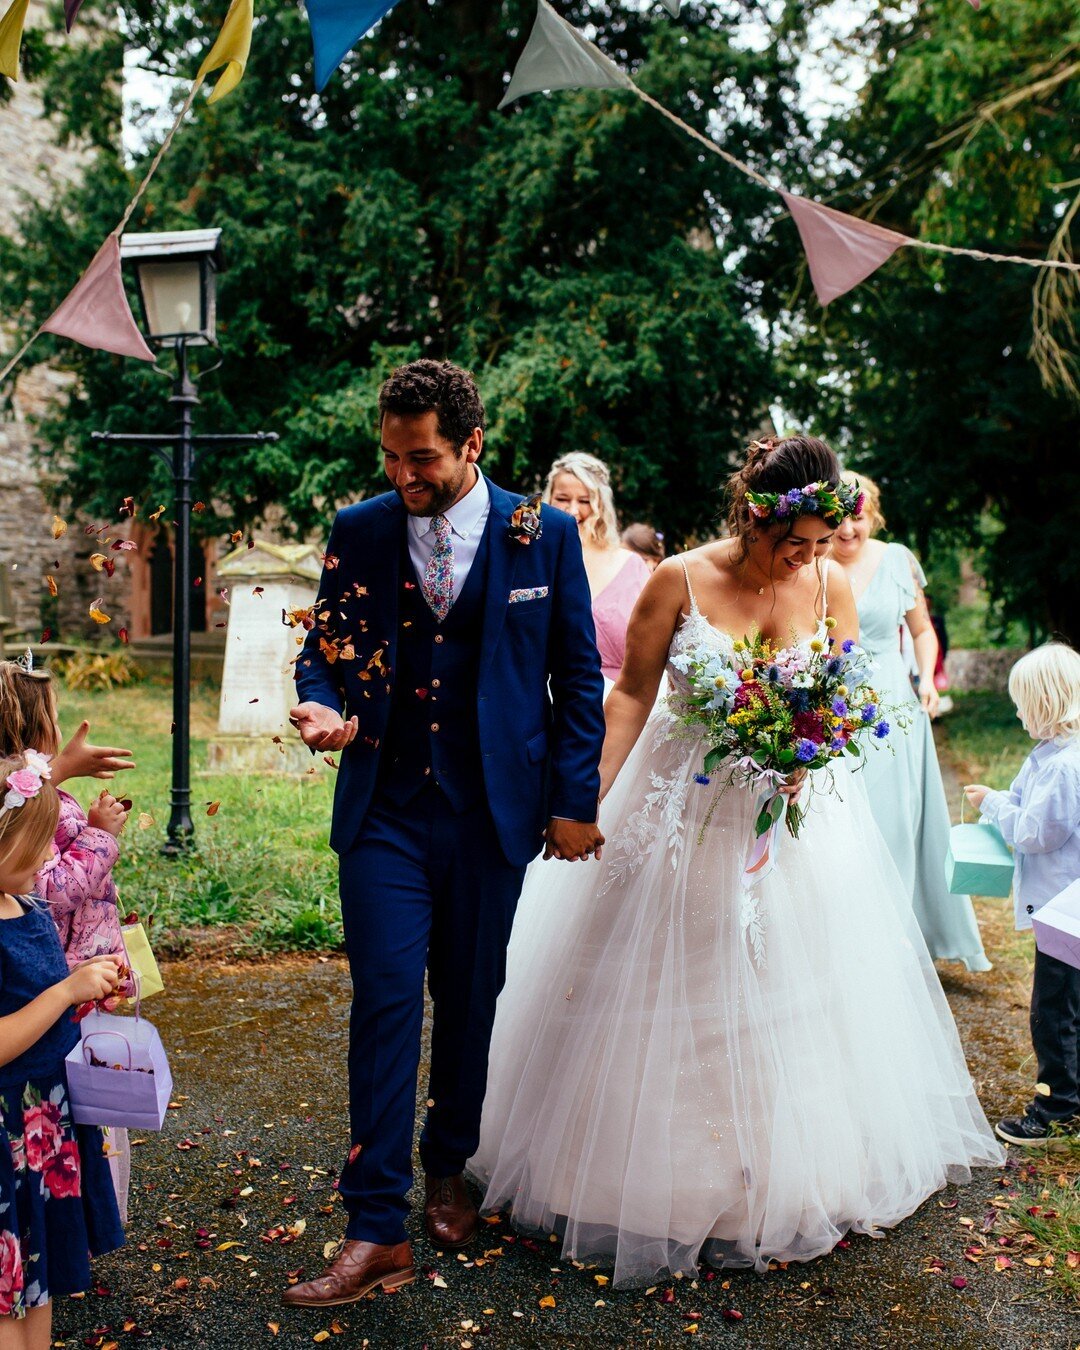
[0,4,224,654]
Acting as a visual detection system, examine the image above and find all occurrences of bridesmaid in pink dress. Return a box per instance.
[543,453,652,685]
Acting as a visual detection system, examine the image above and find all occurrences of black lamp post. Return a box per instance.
[92,229,278,855]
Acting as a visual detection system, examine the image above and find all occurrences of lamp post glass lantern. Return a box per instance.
[98,229,276,854]
[120,229,221,346]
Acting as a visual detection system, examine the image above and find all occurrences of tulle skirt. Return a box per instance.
[470,705,1003,1285]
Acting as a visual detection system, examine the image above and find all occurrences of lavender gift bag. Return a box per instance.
[1032,880,1080,973]
[65,1006,173,1130]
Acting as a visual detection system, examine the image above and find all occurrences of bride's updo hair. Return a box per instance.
[726,434,842,558]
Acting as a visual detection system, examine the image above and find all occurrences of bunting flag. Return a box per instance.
[64,0,85,33]
[499,0,632,110]
[41,235,155,362]
[780,192,908,305]
[0,0,29,81]
[197,0,254,104]
[306,0,398,93]
[658,0,681,15]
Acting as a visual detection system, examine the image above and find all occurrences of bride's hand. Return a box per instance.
[779,768,807,805]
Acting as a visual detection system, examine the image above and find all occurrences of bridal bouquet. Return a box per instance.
[669,623,891,850]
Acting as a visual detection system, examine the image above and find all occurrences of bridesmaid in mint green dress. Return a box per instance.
[834,474,990,971]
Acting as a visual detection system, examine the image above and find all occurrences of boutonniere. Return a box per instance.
[508,493,543,546]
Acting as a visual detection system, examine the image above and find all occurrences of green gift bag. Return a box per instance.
[945,821,1014,897]
[120,921,165,999]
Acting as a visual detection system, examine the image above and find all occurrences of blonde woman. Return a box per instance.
[544,453,650,683]
[832,472,989,972]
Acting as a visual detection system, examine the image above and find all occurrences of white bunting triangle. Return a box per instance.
[500,0,633,110]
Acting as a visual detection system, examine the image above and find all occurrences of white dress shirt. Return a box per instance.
[407,470,491,604]
[980,736,1080,929]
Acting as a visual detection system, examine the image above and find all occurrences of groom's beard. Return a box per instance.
[393,462,473,517]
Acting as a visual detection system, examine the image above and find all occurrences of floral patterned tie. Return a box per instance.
[422,514,454,621]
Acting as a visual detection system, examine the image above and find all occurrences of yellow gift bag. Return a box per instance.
[120,920,164,999]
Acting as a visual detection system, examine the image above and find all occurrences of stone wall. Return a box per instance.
[0,2,134,643]
[944,648,1027,693]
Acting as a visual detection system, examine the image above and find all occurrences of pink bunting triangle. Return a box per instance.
[781,191,908,306]
[64,0,84,32]
[41,234,155,362]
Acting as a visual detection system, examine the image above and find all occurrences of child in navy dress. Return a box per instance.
[0,751,124,1347]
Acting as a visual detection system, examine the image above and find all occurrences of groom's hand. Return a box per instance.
[289,702,359,752]
[544,818,604,862]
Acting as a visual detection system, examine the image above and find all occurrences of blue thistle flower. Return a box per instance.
[874,721,890,739]
[826,658,842,676]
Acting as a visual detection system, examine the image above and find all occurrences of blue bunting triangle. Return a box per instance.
[306,0,398,91]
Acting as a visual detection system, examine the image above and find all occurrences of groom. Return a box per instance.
[286,359,606,1308]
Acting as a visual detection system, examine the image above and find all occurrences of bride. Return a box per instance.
[470,434,1002,1285]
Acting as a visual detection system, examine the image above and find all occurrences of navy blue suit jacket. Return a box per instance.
[294,478,606,866]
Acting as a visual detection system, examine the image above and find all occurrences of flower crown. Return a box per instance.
[746,480,863,529]
[0,751,52,819]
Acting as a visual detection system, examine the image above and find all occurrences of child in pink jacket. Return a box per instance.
[0,659,135,1218]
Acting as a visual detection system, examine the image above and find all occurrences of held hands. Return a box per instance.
[289,702,359,752]
[52,721,135,786]
[64,955,123,1006]
[87,790,129,837]
[964,784,990,811]
[544,818,605,862]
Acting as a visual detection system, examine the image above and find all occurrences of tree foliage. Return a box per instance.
[3,0,810,547]
[776,0,1079,640]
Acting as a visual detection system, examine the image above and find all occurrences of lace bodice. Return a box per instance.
[665,559,831,695]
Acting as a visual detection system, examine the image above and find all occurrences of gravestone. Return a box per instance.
[206,542,322,774]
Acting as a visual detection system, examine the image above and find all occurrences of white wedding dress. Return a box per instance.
[470,564,1002,1285]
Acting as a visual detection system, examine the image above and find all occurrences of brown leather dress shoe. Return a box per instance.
[282,1239,414,1307]
[424,1173,479,1249]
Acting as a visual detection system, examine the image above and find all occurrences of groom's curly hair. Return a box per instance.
[378,359,486,453]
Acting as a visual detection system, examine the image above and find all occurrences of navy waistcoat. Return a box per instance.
[376,520,490,812]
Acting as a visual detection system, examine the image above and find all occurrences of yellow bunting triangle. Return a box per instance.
[0,0,30,82]
[197,0,253,104]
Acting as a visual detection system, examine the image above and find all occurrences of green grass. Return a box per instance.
[1001,1134,1080,1301]
[58,682,342,954]
[936,690,1033,790]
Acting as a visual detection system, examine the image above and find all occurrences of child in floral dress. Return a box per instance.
[0,750,124,1346]
[0,661,133,1219]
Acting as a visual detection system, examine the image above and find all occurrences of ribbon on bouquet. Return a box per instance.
[742,789,787,888]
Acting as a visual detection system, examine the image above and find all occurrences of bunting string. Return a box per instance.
[566,11,1080,278]
[0,79,202,385]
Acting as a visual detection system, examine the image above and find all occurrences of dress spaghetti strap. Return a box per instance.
[679,557,698,612]
[818,558,830,621]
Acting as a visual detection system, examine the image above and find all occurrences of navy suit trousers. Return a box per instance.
[337,785,527,1244]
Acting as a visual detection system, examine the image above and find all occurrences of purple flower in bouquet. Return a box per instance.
[694,773,711,786]
[875,721,890,738]
[832,697,848,717]
[826,657,842,676]
[795,738,819,763]
[842,639,855,653]
[861,703,877,722]
[830,736,846,752]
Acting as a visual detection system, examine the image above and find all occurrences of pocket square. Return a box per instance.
[509,586,549,604]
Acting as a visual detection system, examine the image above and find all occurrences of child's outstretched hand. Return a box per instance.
[53,721,135,786]
[65,955,123,1006]
[88,790,129,837]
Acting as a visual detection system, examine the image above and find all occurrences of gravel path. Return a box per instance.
[58,744,1075,1349]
